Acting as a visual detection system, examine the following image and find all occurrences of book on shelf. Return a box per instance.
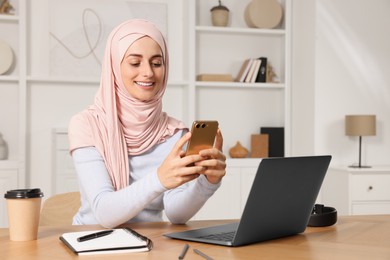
[251,134,269,158]
[255,57,267,83]
[235,58,253,82]
[197,73,234,82]
[244,59,259,83]
[60,228,153,256]
[249,59,262,83]
[260,127,284,157]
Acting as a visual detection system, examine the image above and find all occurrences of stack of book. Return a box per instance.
[235,57,268,83]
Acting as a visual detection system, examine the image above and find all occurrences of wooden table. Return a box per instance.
[1,215,390,259]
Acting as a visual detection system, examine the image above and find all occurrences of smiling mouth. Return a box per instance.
[135,81,154,87]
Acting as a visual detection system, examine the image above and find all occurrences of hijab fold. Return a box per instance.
[68,19,186,190]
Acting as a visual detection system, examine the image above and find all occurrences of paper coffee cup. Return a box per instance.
[4,188,44,241]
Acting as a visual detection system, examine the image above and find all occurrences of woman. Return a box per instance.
[68,19,226,228]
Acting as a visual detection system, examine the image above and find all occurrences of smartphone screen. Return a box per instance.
[185,120,219,156]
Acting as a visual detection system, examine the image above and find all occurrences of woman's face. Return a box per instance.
[120,36,165,101]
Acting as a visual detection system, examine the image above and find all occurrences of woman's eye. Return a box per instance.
[152,62,162,67]
[130,63,140,67]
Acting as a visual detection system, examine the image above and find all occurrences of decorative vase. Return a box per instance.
[229,141,249,158]
[210,0,230,27]
[0,132,8,160]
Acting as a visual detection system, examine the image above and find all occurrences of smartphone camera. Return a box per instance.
[195,123,207,129]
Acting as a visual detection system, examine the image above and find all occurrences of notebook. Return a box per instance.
[60,228,153,255]
[164,155,332,246]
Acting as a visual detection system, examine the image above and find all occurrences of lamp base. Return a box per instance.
[348,165,372,168]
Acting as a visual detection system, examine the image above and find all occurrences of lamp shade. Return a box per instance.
[345,115,376,136]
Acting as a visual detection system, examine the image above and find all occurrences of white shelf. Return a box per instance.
[0,75,19,82]
[195,81,285,89]
[196,25,286,36]
[26,76,189,87]
[0,14,19,22]
[27,76,100,85]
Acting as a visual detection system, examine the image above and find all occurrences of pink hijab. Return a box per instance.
[68,19,186,190]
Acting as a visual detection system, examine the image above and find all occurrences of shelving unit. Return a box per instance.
[0,0,26,227]
[190,0,291,219]
[188,0,291,155]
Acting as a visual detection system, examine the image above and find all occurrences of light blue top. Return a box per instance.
[72,130,221,228]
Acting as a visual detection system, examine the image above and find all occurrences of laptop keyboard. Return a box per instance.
[197,231,236,242]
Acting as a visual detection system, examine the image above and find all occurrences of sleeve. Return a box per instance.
[72,147,166,228]
[163,174,222,224]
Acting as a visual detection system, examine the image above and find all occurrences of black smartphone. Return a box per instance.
[185,120,219,156]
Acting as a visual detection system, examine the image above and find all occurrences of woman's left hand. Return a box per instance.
[195,129,226,184]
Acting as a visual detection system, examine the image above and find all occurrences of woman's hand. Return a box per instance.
[157,129,227,189]
[195,129,226,184]
[157,132,206,189]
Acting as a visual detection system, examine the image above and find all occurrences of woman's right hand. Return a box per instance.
[157,132,205,189]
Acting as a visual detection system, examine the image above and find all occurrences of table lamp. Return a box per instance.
[345,115,376,168]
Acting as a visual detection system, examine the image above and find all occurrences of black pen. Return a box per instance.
[194,248,213,260]
[77,230,114,242]
[178,243,189,259]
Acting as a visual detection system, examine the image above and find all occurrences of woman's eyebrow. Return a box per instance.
[152,54,163,59]
[126,53,163,59]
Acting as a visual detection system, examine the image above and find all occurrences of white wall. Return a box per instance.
[291,0,316,156]
[314,0,390,167]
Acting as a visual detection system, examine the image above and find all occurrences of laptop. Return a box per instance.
[164,155,332,246]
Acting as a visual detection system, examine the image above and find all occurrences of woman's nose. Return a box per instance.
[141,63,154,77]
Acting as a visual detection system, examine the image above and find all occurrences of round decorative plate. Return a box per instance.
[0,40,14,75]
[244,0,283,29]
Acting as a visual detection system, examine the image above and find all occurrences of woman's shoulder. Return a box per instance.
[69,110,87,126]
[68,110,94,152]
